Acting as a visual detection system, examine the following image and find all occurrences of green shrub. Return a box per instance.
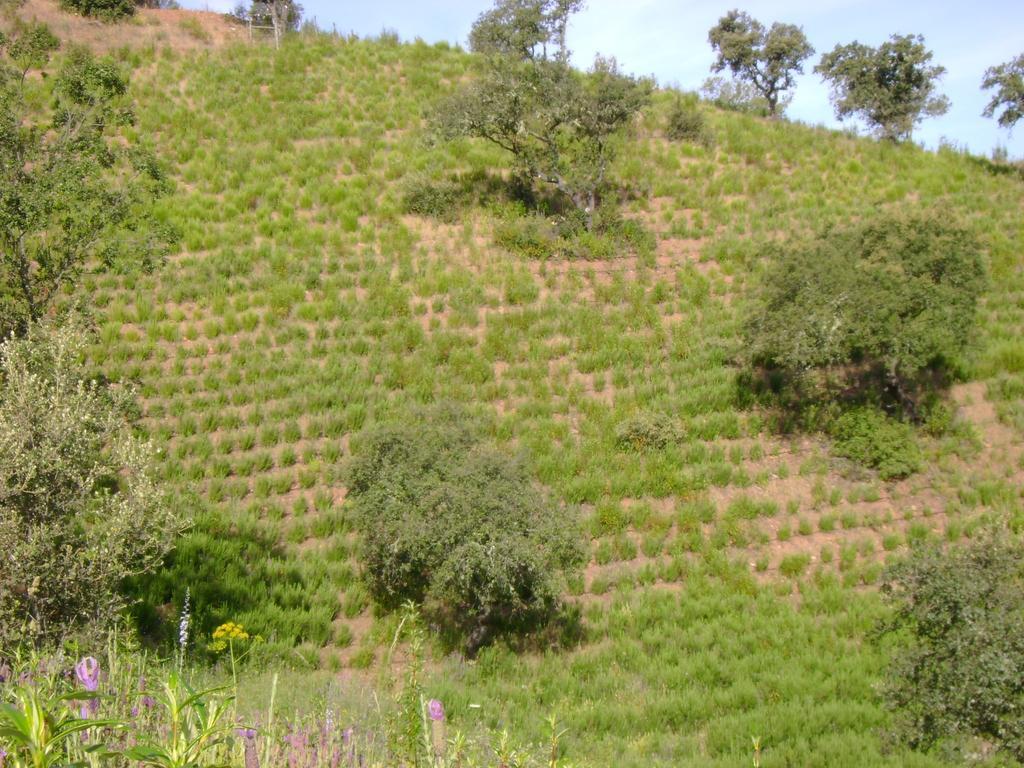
[400,173,463,220]
[0,323,182,648]
[615,412,680,451]
[347,405,585,654]
[564,230,616,260]
[830,408,922,480]
[881,533,1024,761]
[666,97,712,145]
[60,0,136,20]
[779,553,810,578]
[493,214,557,260]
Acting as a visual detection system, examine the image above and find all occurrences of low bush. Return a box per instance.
[615,413,681,451]
[666,96,712,145]
[400,173,464,220]
[494,204,653,261]
[493,213,558,260]
[346,405,585,654]
[701,75,780,115]
[830,408,921,479]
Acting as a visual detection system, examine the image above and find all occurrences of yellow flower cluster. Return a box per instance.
[207,621,257,653]
[212,621,250,641]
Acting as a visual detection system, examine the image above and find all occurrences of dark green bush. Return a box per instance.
[346,405,585,654]
[400,173,463,220]
[615,413,681,451]
[830,408,921,479]
[60,0,136,20]
[666,97,712,145]
[881,533,1024,761]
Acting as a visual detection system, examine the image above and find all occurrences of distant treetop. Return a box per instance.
[982,53,1024,130]
[707,9,814,118]
[816,34,950,142]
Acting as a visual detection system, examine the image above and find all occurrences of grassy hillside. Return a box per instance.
[33,15,1024,766]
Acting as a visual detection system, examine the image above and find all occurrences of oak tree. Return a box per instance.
[982,53,1024,130]
[707,9,813,118]
[816,34,949,141]
[0,27,173,337]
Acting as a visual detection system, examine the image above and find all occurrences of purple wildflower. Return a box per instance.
[138,676,155,711]
[0,661,10,684]
[237,727,259,768]
[74,657,100,692]
[427,699,445,722]
[1,747,7,768]
[74,657,100,718]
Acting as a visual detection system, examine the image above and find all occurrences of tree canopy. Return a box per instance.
[744,211,985,413]
[881,533,1024,761]
[0,322,183,647]
[982,53,1024,129]
[707,9,813,117]
[0,26,174,337]
[347,406,585,655]
[816,34,949,141]
[437,0,650,229]
[468,0,582,62]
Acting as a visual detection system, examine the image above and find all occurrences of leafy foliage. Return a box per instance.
[830,408,921,479]
[436,0,651,229]
[0,29,174,337]
[229,1,304,34]
[816,34,950,141]
[700,75,782,116]
[0,684,118,767]
[347,406,585,654]
[400,173,464,220]
[982,53,1024,129]
[468,0,581,62]
[615,412,681,451]
[881,534,1024,761]
[707,9,813,117]
[0,323,183,648]
[59,0,135,20]
[124,674,235,768]
[665,95,711,145]
[743,211,985,414]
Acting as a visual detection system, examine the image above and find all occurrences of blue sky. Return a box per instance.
[182,0,1024,156]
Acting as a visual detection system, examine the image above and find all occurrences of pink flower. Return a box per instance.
[427,699,445,722]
